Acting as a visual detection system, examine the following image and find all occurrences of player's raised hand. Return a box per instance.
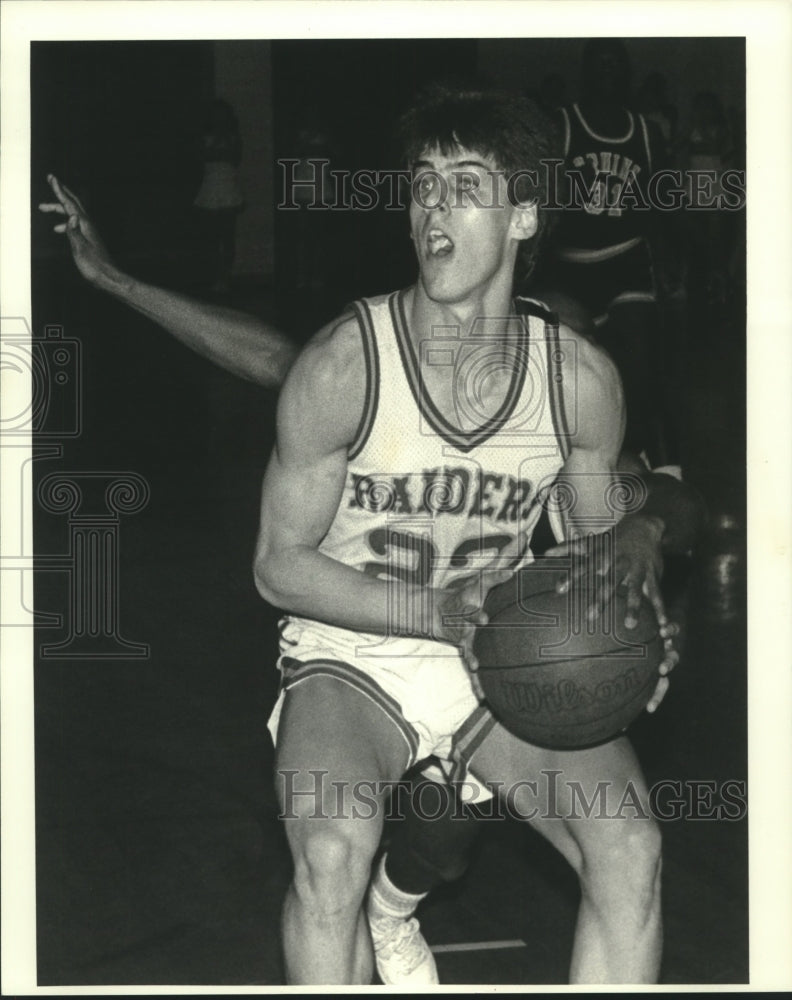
[545,513,680,710]
[38,175,118,288]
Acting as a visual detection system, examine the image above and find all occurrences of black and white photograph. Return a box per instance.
[2,1,790,992]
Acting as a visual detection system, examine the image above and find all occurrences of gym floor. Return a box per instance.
[30,270,747,988]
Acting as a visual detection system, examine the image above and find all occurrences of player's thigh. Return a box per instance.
[275,674,412,858]
[469,722,653,873]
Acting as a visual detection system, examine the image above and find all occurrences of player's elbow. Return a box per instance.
[254,339,299,390]
[253,538,289,608]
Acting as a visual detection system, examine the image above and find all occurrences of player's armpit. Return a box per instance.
[252,315,420,635]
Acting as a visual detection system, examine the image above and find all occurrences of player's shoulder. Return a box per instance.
[278,309,367,448]
[562,324,620,391]
[286,310,364,393]
[514,298,615,390]
[557,322,624,446]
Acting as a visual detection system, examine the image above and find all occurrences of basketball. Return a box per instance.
[473,568,664,750]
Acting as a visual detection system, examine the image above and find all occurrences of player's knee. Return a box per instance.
[579,817,662,900]
[291,825,375,912]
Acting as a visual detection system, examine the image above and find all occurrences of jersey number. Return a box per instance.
[362,527,528,586]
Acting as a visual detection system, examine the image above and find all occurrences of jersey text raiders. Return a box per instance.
[310,287,570,640]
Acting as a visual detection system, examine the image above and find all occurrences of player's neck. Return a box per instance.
[407,277,515,345]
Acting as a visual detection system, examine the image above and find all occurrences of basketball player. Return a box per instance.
[541,38,679,470]
[41,84,700,981]
[251,82,688,985]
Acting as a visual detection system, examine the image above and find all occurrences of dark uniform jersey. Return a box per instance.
[547,103,657,325]
[555,102,654,258]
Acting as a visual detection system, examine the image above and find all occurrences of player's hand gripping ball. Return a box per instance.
[472,567,664,750]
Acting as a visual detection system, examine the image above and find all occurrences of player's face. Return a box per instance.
[409,146,533,305]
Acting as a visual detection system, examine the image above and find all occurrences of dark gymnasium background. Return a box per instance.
[30,37,747,985]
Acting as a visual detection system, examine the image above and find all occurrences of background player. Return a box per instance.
[537,38,680,472]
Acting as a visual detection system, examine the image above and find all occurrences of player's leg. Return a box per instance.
[368,769,482,983]
[470,726,662,984]
[274,673,411,985]
[382,771,480,892]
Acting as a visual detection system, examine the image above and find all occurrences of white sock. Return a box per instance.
[368,854,427,924]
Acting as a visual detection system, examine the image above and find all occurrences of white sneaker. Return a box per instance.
[369,914,439,985]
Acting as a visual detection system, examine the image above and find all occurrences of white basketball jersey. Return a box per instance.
[317,288,571,635]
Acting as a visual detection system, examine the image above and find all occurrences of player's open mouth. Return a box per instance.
[426,229,454,257]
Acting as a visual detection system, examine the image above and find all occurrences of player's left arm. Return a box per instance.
[39,175,297,387]
[615,450,707,557]
[547,331,684,710]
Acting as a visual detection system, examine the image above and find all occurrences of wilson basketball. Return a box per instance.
[473,569,664,750]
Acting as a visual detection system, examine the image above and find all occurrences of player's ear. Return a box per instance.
[510,201,538,242]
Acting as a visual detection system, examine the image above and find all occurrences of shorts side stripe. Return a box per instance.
[448,704,497,783]
[279,656,421,763]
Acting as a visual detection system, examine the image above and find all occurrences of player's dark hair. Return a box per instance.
[398,80,560,284]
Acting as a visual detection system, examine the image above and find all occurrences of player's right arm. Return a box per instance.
[253,315,494,651]
[39,175,296,388]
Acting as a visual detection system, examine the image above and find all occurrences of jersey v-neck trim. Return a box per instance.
[388,287,530,455]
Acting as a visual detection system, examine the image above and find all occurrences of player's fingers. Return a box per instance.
[646,676,670,713]
[462,643,486,699]
[49,175,85,216]
[39,202,67,214]
[642,576,668,629]
[594,549,614,578]
[556,556,589,593]
[658,645,680,676]
[48,174,74,210]
[469,668,485,701]
[461,628,481,664]
[660,620,680,639]
[53,223,68,233]
[588,578,619,622]
[623,576,643,629]
[547,537,587,583]
[59,181,87,214]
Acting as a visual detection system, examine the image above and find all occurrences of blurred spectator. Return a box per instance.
[637,72,677,164]
[193,98,245,294]
[679,91,734,305]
